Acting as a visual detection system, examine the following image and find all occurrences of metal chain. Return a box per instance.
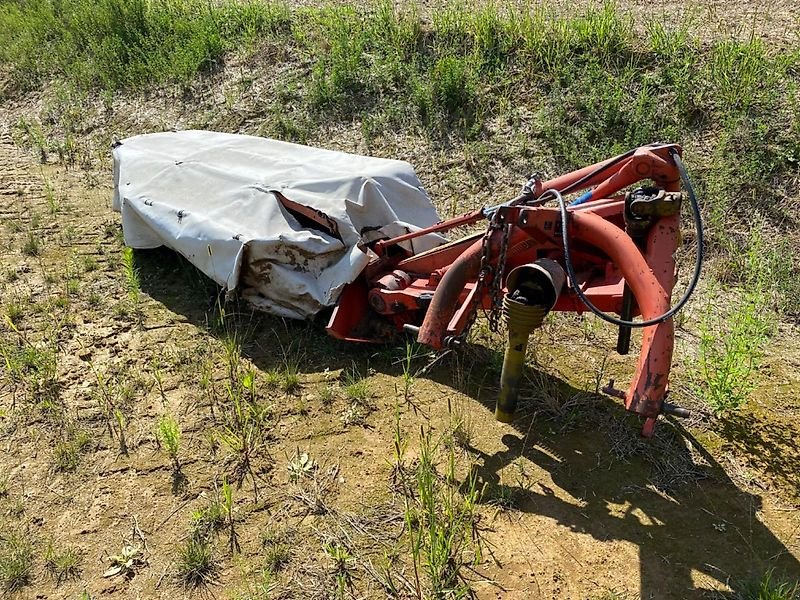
[488,217,511,333]
[461,211,512,338]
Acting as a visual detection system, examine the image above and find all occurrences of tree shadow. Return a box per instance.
[134,246,799,598]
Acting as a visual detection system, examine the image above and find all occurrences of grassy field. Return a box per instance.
[0,0,799,599]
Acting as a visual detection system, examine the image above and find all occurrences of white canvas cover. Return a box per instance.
[112,130,444,319]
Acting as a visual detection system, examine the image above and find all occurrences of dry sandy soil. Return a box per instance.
[1,2,800,599]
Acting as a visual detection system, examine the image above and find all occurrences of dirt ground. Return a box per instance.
[2,1,800,597]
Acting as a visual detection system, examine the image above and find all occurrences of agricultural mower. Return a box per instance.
[326,144,703,437]
[113,133,701,437]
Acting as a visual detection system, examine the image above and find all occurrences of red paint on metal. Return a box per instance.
[327,144,687,434]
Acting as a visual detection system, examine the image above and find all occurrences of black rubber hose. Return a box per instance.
[548,149,703,328]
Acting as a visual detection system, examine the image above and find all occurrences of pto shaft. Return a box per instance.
[496,259,565,423]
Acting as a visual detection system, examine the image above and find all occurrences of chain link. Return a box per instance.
[488,215,511,333]
[461,211,512,338]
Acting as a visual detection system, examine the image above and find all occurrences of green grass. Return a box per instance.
[2,2,798,306]
[157,414,181,471]
[44,541,81,584]
[740,569,799,600]
[177,536,218,588]
[0,531,34,592]
[403,426,481,597]
[0,0,291,92]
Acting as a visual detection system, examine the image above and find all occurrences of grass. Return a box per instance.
[0,531,34,591]
[738,569,799,600]
[121,247,142,320]
[44,541,81,584]
[2,2,799,312]
[157,413,182,472]
[695,292,772,414]
[395,424,481,598]
[341,363,370,403]
[177,536,218,588]
[1,1,799,598]
[324,542,355,599]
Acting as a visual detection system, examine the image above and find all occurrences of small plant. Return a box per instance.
[694,291,772,414]
[399,341,416,403]
[740,569,799,600]
[287,449,316,483]
[103,544,145,578]
[177,536,217,588]
[52,427,91,472]
[0,531,34,591]
[341,363,370,403]
[282,367,301,393]
[4,301,23,325]
[44,541,81,584]
[191,493,227,540]
[22,232,41,257]
[157,414,181,472]
[319,384,336,405]
[113,408,128,455]
[217,369,271,499]
[447,395,473,450]
[53,440,80,472]
[404,427,481,597]
[121,247,141,320]
[324,542,355,598]
[263,542,290,574]
[43,174,59,214]
[221,477,239,554]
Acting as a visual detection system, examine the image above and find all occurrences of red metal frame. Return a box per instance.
[327,144,684,435]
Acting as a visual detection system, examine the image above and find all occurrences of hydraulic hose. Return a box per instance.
[548,150,703,328]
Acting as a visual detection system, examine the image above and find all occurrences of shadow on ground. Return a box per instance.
[434,345,800,599]
[136,246,800,599]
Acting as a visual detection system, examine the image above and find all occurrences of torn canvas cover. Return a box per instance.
[112,130,444,319]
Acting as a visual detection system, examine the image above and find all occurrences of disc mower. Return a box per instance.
[326,143,703,437]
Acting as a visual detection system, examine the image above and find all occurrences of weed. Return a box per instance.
[53,440,80,472]
[324,542,355,598]
[50,424,91,472]
[157,414,182,472]
[191,492,227,540]
[694,289,772,414]
[0,531,34,591]
[113,409,128,455]
[341,363,370,402]
[287,448,316,482]
[4,301,23,325]
[121,247,142,320]
[404,426,481,597]
[263,542,290,573]
[447,394,473,451]
[81,255,98,273]
[103,544,145,578]
[91,366,130,452]
[0,321,60,411]
[22,232,40,257]
[44,541,81,584]
[42,173,59,214]
[739,569,799,600]
[217,370,271,499]
[319,384,336,405]
[221,477,239,554]
[399,340,416,403]
[177,537,218,588]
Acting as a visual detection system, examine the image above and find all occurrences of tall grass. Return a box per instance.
[0,0,291,91]
[1,0,798,312]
